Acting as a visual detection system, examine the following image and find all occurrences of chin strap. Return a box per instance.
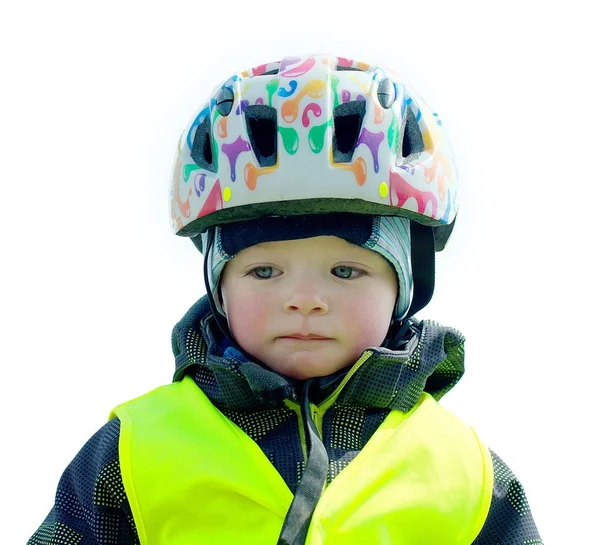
[384,319,416,349]
[201,228,236,344]
[384,222,435,349]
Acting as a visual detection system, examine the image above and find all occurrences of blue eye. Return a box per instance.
[250,266,276,279]
[332,265,360,279]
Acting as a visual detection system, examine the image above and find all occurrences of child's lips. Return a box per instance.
[279,334,332,340]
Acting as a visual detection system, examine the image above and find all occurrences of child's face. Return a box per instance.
[220,236,398,380]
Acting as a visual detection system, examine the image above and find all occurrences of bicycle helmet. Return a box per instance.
[169,53,458,334]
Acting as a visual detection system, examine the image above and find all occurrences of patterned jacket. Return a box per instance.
[29,296,543,544]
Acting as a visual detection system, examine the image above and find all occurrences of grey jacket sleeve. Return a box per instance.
[472,450,543,544]
[27,418,139,545]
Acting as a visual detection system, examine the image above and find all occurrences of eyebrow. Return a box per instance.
[334,259,376,269]
[235,241,384,264]
[235,254,379,269]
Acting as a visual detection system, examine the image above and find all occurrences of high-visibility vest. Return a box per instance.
[112,376,493,545]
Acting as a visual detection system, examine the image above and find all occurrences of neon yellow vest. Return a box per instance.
[112,376,493,545]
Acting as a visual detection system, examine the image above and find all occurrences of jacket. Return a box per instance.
[28,296,543,544]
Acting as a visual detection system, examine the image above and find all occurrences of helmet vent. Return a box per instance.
[399,106,425,162]
[245,105,278,167]
[255,68,279,76]
[190,117,217,172]
[335,65,364,72]
[332,100,366,163]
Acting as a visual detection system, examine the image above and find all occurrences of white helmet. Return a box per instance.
[170,54,458,253]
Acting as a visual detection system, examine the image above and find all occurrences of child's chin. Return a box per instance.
[266,351,351,380]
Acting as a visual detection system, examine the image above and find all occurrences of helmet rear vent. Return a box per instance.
[245,105,278,167]
[190,117,217,172]
[398,106,425,163]
[332,100,366,163]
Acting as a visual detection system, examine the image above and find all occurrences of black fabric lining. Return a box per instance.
[219,213,373,256]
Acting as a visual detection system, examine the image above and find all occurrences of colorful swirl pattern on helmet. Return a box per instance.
[170,54,458,235]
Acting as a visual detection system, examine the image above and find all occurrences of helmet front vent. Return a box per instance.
[332,100,366,163]
[255,68,279,76]
[398,106,425,163]
[245,105,278,167]
[190,117,217,172]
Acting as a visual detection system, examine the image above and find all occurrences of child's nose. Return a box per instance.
[284,286,329,316]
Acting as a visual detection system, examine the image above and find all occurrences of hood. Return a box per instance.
[171,296,465,412]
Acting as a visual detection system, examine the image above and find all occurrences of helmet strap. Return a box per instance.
[201,228,237,344]
[384,223,435,348]
[407,222,436,317]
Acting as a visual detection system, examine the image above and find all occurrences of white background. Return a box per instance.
[2,1,598,543]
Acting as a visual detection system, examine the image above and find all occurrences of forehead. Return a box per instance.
[235,236,375,258]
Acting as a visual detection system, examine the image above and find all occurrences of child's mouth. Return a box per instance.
[280,334,331,340]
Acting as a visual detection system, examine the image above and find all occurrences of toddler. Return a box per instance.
[29,54,543,545]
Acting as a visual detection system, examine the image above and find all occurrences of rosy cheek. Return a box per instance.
[344,298,391,348]
[228,294,272,350]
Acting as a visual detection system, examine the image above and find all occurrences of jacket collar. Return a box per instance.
[171,296,465,412]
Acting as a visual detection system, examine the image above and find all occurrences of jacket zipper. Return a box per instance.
[318,350,374,410]
[284,350,374,466]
